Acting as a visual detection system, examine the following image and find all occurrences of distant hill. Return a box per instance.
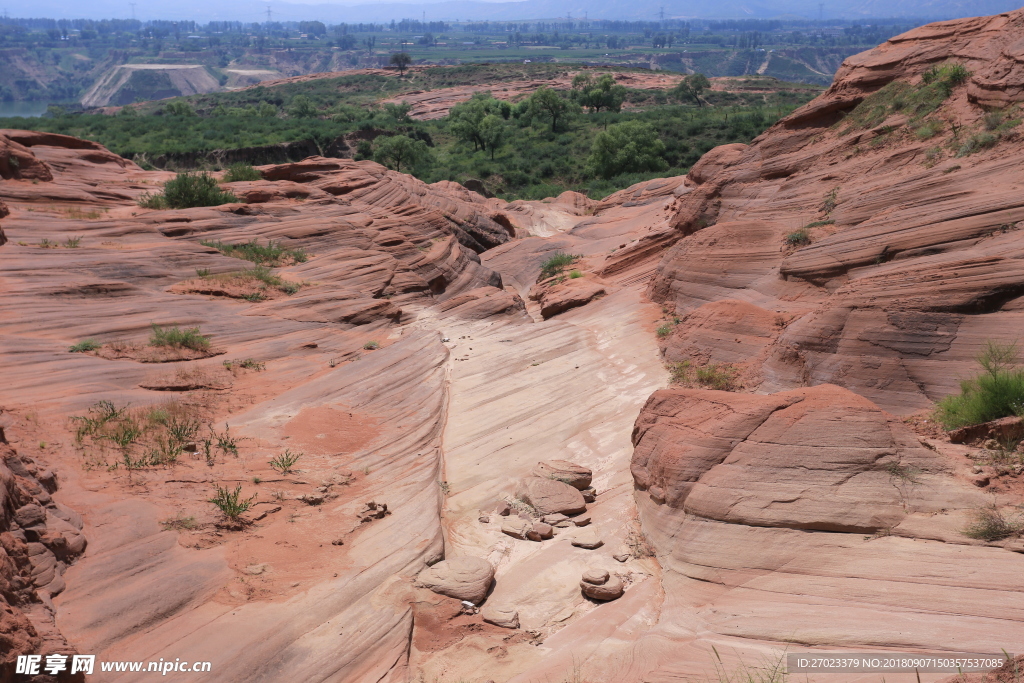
[17,0,1024,22]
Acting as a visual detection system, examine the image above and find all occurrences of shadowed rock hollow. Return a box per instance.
[1,8,1024,683]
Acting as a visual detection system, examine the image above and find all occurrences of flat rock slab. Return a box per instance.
[417,557,495,604]
[514,476,587,516]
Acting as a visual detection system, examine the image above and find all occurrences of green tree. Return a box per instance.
[572,73,627,113]
[257,102,278,118]
[587,120,668,179]
[478,114,508,160]
[389,52,412,75]
[373,134,431,173]
[672,73,711,107]
[287,95,318,118]
[524,86,579,132]
[382,102,412,123]
[448,92,506,151]
[164,100,195,116]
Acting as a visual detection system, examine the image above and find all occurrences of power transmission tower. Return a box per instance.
[659,6,665,21]
[819,3,823,21]
[129,2,136,20]
[266,5,272,22]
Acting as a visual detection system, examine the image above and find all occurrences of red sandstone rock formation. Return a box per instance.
[2,10,1024,681]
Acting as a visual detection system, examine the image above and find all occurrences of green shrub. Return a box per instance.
[962,506,1022,541]
[538,252,582,280]
[656,324,674,338]
[209,484,256,520]
[982,112,1004,131]
[568,270,583,279]
[914,120,944,139]
[69,339,101,353]
[223,163,262,182]
[149,324,211,352]
[587,120,668,179]
[935,341,1024,429]
[921,62,971,95]
[785,228,811,246]
[363,340,380,350]
[140,172,237,210]
[957,132,998,157]
[269,449,301,474]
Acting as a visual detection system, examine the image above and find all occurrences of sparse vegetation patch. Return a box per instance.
[199,238,308,266]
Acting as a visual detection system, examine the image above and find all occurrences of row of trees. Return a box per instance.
[373,73,711,178]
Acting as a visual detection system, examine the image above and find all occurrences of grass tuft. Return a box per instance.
[199,238,308,266]
[669,360,739,391]
[223,163,263,182]
[538,252,582,281]
[962,505,1023,542]
[69,339,101,353]
[149,324,211,352]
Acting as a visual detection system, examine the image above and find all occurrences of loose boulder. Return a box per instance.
[417,557,494,604]
[481,604,520,629]
[581,572,623,601]
[533,460,593,490]
[514,476,587,516]
[526,522,554,541]
[501,517,531,540]
[571,527,603,549]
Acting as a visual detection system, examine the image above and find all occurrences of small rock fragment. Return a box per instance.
[493,501,511,516]
[971,474,990,487]
[526,522,553,541]
[331,538,344,546]
[612,548,630,562]
[582,569,609,585]
[541,513,569,526]
[649,486,666,504]
[299,493,325,506]
[478,515,490,524]
[358,501,391,523]
[581,487,597,503]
